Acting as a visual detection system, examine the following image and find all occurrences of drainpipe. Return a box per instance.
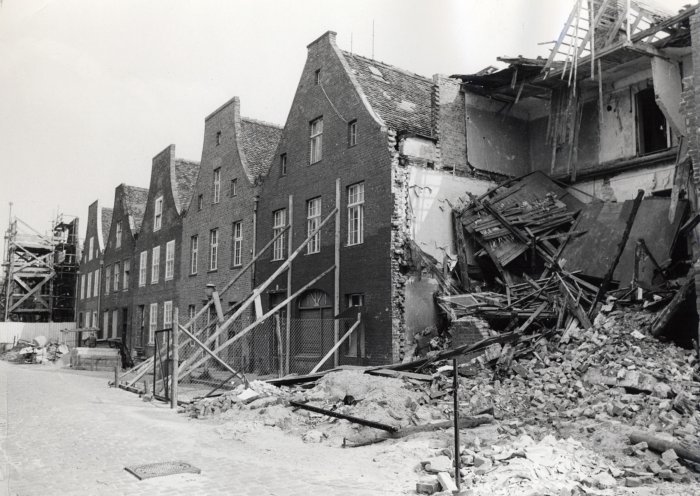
[251,194,259,289]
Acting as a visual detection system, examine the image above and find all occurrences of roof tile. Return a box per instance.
[240,118,283,181]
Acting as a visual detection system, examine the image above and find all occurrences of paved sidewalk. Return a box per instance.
[0,362,413,496]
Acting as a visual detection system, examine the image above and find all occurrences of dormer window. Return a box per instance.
[154,196,163,231]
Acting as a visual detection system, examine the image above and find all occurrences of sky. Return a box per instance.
[0,0,693,248]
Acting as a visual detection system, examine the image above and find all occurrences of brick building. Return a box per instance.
[131,145,198,354]
[76,200,112,333]
[254,31,481,371]
[101,184,148,345]
[178,97,281,331]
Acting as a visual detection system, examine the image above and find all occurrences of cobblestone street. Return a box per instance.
[0,362,413,496]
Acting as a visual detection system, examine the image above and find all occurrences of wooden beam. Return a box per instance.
[310,313,361,374]
[178,323,248,387]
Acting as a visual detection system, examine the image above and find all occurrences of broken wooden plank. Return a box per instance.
[651,275,694,338]
[629,431,700,465]
[288,400,399,433]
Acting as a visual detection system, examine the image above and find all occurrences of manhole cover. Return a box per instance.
[125,461,201,480]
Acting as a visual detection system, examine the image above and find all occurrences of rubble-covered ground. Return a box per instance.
[180,307,700,495]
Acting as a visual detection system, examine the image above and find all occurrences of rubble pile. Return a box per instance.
[0,336,70,364]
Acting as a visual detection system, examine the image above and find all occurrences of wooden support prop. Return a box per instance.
[178,265,335,381]
[590,189,645,316]
[171,307,179,409]
[182,208,338,361]
[178,323,248,387]
[310,313,361,374]
[289,400,399,433]
[629,431,700,464]
[516,301,549,333]
[452,211,471,291]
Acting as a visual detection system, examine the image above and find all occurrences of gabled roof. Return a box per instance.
[100,207,113,244]
[172,159,200,214]
[239,118,283,182]
[122,185,149,232]
[342,51,433,137]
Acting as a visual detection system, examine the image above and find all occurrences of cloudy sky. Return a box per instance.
[0,0,692,247]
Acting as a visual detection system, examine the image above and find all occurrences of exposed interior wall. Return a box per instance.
[465,93,530,177]
[652,56,685,135]
[433,75,468,173]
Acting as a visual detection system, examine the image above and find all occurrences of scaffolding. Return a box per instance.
[0,207,80,323]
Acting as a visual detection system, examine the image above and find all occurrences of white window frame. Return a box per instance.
[348,182,365,246]
[105,266,111,296]
[123,260,130,290]
[306,197,321,254]
[113,262,120,292]
[139,251,147,287]
[309,117,323,164]
[151,245,160,283]
[163,300,173,328]
[154,196,163,231]
[149,303,158,344]
[165,240,175,280]
[115,221,122,248]
[190,235,198,274]
[209,229,219,271]
[86,270,92,299]
[88,237,94,261]
[93,269,99,298]
[80,274,86,300]
[213,168,221,204]
[232,221,242,267]
[92,311,97,329]
[112,309,119,339]
[272,209,286,261]
[348,120,357,147]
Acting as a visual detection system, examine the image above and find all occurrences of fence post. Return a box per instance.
[171,307,178,409]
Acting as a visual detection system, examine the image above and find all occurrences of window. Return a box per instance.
[139,251,147,286]
[137,305,145,346]
[113,262,120,292]
[149,303,158,344]
[123,260,130,290]
[190,235,198,274]
[213,168,221,204]
[306,197,321,254]
[198,194,203,211]
[228,221,242,267]
[115,221,122,248]
[92,311,97,329]
[164,300,173,327]
[309,117,323,164]
[80,274,86,300]
[86,271,92,299]
[105,266,111,296]
[272,209,286,261]
[347,293,364,307]
[348,120,357,147]
[94,269,100,298]
[165,240,175,280]
[230,178,237,197]
[88,237,94,261]
[209,229,219,271]
[280,153,287,176]
[86,310,91,328]
[216,131,222,146]
[345,294,364,357]
[348,182,365,245]
[112,309,119,339]
[188,304,196,321]
[154,196,163,231]
[636,87,671,155]
[102,311,109,336]
[151,245,160,283]
[314,69,321,85]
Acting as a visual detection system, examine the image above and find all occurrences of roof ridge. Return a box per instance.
[241,116,284,130]
[174,158,200,166]
[341,50,432,84]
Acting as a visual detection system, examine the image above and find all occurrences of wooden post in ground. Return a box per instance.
[286,194,293,375]
[334,179,341,368]
[114,365,119,388]
[171,307,178,409]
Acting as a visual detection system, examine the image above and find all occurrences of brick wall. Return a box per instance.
[77,200,102,334]
[131,146,183,353]
[178,98,258,327]
[689,11,700,184]
[102,185,139,346]
[432,75,467,174]
[255,31,396,366]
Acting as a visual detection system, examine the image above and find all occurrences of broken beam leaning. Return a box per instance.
[289,400,399,433]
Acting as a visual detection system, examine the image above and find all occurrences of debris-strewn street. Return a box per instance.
[0,361,418,496]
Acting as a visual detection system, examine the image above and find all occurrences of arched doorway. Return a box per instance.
[292,289,333,373]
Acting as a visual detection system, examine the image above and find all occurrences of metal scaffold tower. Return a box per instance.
[0,205,80,322]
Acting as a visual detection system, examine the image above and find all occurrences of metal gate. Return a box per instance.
[153,328,172,401]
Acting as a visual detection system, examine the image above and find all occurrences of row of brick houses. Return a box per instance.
[77,5,700,370]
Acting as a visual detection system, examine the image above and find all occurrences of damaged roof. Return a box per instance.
[100,207,113,245]
[342,51,434,137]
[172,159,200,215]
[240,118,283,182]
[122,185,149,232]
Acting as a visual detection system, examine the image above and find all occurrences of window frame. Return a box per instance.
[165,240,175,280]
[113,262,120,292]
[198,194,203,211]
[230,178,238,197]
[272,209,287,261]
[93,269,99,298]
[149,302,158,344]
[347,182,365,246]
[306,197,322,254]
[139,251,148,287]
[232,221,243,267]
[115,220,122,248]
[213,168,221,204]
[309,117,323,164]
[163,300,173,328]
[190,235,198,275]
[280,153,287,176]
[105,265,111,296]
[151,245,160,284]
[86,270,92,299]
[88,237,94,261]
[123,259,130,290]
[209,228,219,271]
[154,196,163,231]
[348,120,357,147]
